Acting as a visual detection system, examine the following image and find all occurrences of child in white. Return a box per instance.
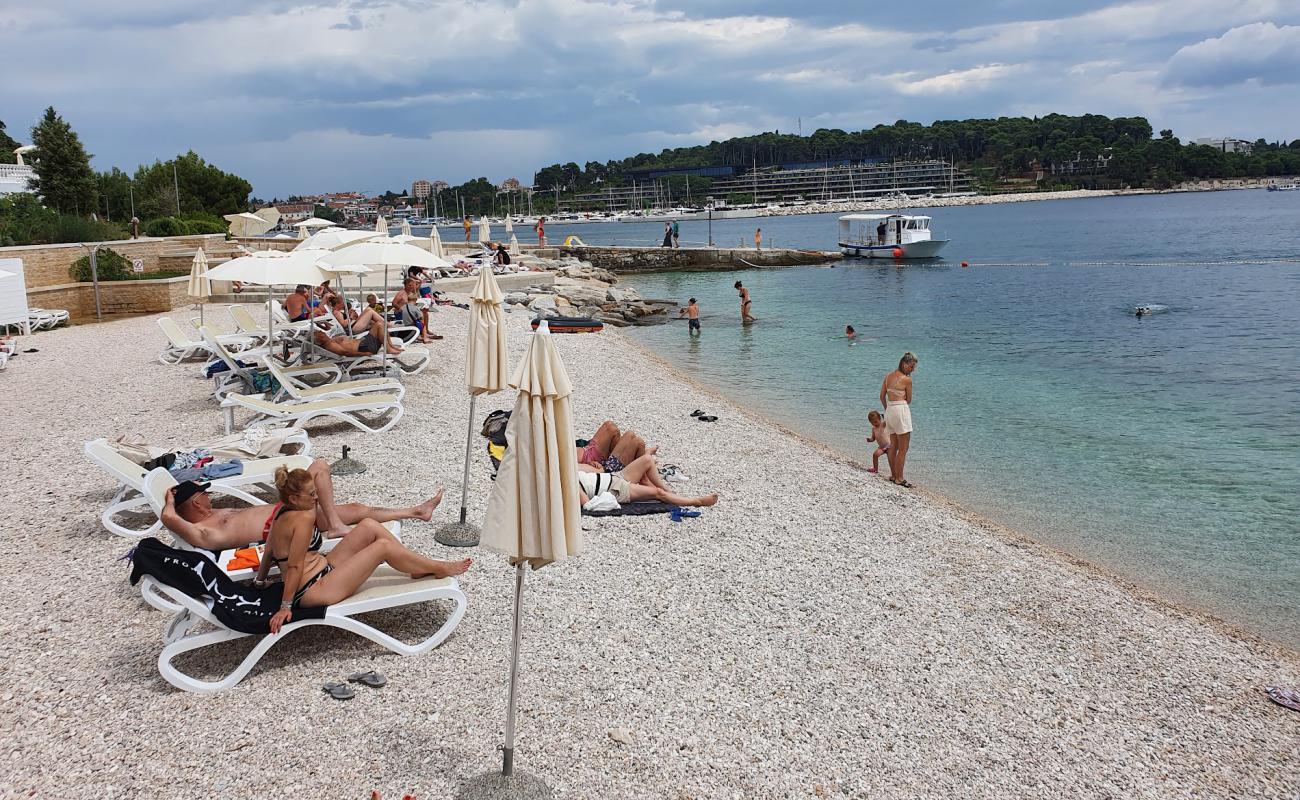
[866,410,891,474]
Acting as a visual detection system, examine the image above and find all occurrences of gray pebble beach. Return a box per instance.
[1,301,1297,799]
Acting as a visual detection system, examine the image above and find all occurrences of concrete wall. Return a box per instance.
[26,276,192,321]
[556,245,832,273]
[0,234,228,289]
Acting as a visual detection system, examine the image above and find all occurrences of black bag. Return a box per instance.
[481,409,511,446]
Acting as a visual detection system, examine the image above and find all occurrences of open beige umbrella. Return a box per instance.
[224,212,275,238]
[429,225,446,260]
[437,268,508,548]
[187,248,210,324]
[478,216,491,244]
[375,216,389,236]
[481,321,582,777]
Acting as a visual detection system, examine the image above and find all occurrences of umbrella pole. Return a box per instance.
[502,562,526,777]
[435,393,481,547]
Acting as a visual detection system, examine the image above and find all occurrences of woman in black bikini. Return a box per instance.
[263,467,471,634]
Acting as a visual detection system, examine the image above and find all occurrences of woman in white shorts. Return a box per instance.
[879,352,918,488]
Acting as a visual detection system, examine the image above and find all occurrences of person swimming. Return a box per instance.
[846,325,856,339]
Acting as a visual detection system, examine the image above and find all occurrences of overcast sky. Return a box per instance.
[3,0,1298,198]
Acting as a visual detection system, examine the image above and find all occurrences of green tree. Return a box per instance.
[132,151,252,220]
[28,107,99,215]
[0,119,20,164]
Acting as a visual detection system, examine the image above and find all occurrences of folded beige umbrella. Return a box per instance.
[374,215,389,236]
[438,268,509,547]
[478,216,491,244]
[187,248,210,324]
[481,321,582,778]
[509,234,520,256]
[429,225,446,260]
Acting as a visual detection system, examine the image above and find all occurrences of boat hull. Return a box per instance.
[839,239,949,259]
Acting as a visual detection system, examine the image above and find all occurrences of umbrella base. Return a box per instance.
[455,769,551,799]
[330,456,369,476]
[434,520,481,548]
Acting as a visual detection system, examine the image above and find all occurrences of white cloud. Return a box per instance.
[1162,22,1300,87]
[896,64,1022,95]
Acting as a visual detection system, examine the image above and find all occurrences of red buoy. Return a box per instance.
[961,261,969,268]
[892,248,903,258]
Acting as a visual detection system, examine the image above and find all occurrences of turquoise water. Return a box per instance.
[592,192,1300,645]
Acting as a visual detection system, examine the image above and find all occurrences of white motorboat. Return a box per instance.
[1265,181,1299,192]
[838,213,948,259]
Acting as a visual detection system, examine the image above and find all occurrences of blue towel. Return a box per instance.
[202,460,243,479]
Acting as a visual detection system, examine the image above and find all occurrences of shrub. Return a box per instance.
[70,247,132,282]
[143,216,186,237]
[182,218,227,235]
[47,214,126,244]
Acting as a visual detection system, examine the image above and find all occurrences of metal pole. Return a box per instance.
[89,245,103,321]
[129,183,135,218]
[458,393,477,523]
[502,562,526,777]
[708,209,713,247]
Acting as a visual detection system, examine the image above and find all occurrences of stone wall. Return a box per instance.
[555,245,832,273]
[25,276,193,322]
[0,234,228,289]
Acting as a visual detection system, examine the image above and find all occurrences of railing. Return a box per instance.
[0,164,36,179]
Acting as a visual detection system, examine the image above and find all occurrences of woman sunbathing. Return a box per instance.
[262,467,471,633]
[577,453,718,508]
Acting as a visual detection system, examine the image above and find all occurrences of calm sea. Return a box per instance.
[516,192,1300,645]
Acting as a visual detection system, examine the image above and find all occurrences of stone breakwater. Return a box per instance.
[502,257,674,326]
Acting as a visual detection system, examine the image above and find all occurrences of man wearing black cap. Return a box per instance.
[160,458,443,552]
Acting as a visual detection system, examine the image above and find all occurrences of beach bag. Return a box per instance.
[481,410,511,446]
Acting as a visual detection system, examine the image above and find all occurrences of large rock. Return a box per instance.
[578,305,603,318]
[597,313,631,327]
[606,287,640,303]
[558,285,609,307]
[503,291,529,305]
[528,294,558,312]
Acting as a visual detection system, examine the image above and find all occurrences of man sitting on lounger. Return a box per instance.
[160,457,443,552]
[312,318,404,357]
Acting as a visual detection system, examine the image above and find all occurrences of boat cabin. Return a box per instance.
[838,214,934,248]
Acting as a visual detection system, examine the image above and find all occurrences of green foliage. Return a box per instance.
[0,119,20,164]
[70,248,131,282]
[143,217,187,237]
[0,193,126,246]
[313,204,346,223]
[97,166,134,222]
[129,151,252,220]
[29,107,99,214]
[530,113,1300,195]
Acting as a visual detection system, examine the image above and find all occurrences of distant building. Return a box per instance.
[1194,137,1253,155]
[412,180,432,201]
[1050,149,1114,175]
[275,202,314,222]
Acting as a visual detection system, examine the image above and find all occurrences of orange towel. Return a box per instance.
[227,547,261,571]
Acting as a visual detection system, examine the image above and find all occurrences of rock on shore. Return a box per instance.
[503,256,673,326]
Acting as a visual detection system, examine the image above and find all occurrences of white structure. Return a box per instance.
[1,145,38,196]
[0,258,31,334]
[412,179,432,201]
[838,213,949,259]
[1194,137,1254,155]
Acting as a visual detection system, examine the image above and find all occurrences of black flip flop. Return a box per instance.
[347,670,387,688]
[695,415,718,423]
[690,409,704,417]
[323,681,355,700]
[897,480,914,489]
[23,348,38,353]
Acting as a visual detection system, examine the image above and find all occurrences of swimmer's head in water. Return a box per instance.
[846,325,855,335]
[868,410,882,425]
[688,298,696,304]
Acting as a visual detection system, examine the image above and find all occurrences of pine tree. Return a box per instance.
[0,120,20,164]
[29,107,98,215]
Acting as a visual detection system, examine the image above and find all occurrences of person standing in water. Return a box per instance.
[678,297,700,335]
[754,227,762,250]
[734,280,756,323]
[879,352,917,488]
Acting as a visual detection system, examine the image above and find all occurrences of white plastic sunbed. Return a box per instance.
[220,392,404,434]
[84,436,312,538]
[262,358,405,404]
[138,567,466,693]
[28,307,69,330]
[199,326,342,400]
[157,317,256,364]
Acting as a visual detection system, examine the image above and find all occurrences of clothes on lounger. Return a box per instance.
[577,470,632,503]
[128,537,326,634]
[884,400,912,436]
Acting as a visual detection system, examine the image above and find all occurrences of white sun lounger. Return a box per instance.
[158,317,257,364]
[138,567,466,692]
[200,327,342,400]
[28,307,69,330]
[262,358,405,403]
[84,437,313,538]
[220,392,404,434]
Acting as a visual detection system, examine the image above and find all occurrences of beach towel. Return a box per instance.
[128,537,326,634]
[582,501,676,517]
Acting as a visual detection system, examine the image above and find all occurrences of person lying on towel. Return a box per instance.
[161,459,443,554]
[577,453,718,508]
[577,420,655,473]
[260,467,470,633]
[311,319,405,357]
